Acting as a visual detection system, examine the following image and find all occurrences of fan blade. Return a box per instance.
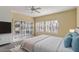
[34,10,40,13]
[32,6,34,9]
[36,7,41,9]
[31,6,35,11]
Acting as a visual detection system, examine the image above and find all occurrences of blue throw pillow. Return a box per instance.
[64,32,79,48]
[68,32,78,37]
[65,32,73,37]
[72,32,79,39]
[72,36,79,52]
[64,36,72,48]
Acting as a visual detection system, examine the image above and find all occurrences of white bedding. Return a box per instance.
[57,40,73,52]
[33,36,62,52]
[21,35,73,52]
[21,35,49,51]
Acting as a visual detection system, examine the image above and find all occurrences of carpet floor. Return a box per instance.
[0,41,26,52]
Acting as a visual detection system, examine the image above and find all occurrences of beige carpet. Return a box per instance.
[0,43,14,52]
[0,41,28,52]
[10,45,26,52]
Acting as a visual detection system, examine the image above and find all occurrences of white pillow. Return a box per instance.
[75,28,79,34]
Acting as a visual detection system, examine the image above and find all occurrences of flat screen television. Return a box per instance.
[0,21,11,34]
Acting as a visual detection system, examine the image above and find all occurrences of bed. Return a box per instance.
[21,35,50,51]
[33,36,62,52]
[57,39,73,52]
[21,35,73,52]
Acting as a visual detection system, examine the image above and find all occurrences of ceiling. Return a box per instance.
[25,6,76,17]
[8,6,76,17]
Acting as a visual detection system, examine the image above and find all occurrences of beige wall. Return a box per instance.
[11,9,77,37]
[77,7,79,27]
[11,12,34,35]
[34,9,76,37]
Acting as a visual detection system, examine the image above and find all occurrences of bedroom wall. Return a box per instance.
[77,7,79,27]
[0,7,12,45]
[34,9,76,37]
[0,7,12,22]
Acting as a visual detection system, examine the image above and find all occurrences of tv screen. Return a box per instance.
[0,21,11,34]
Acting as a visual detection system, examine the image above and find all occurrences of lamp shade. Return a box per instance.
[69,29,75,33]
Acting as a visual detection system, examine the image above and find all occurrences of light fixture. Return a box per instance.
[69,29,75,33]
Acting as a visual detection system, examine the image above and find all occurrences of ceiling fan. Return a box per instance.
[30,6,41,13]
